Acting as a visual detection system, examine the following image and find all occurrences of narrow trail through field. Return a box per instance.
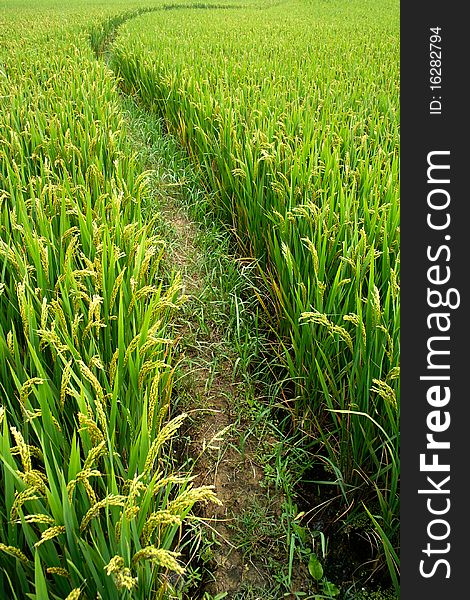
[89,9,313,597]
[161,199,272,596]
[123,111,285,596]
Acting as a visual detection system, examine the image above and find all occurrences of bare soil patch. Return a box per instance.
[164,200,275,596]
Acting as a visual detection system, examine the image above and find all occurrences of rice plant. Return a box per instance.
[0,7,219,597]
[1,0,400,593]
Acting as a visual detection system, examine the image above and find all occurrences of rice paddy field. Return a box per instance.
[1,0,399,598]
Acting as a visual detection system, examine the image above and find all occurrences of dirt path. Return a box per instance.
[161,198,272,597]
[91,13,284,596]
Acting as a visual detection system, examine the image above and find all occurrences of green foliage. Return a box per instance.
[308,554,323,581]
[1,0,400,595]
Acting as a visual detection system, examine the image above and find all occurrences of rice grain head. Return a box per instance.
[34,526,66,548]
[132,546,185,575]
[0,543,29,563]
